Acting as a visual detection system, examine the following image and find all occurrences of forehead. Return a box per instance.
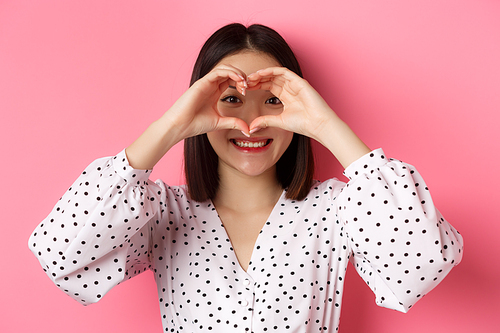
[217,51,280,75]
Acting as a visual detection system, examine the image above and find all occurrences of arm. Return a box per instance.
[246,67,370,168]
[29,64,250,303]
[28,151,160,304]
[126,64,250,170]
[338,149,463,312]
[311,114,371,169]
[247,68,463,311]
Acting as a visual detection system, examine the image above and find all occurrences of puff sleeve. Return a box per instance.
[337,148,463,312]
[28,150,163,305]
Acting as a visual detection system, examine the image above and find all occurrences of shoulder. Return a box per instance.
[285,178,346,207]
[153,181,191,204]
[308,178,346,198]
[154,181,214,213]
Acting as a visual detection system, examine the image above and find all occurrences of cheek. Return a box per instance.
[281,130,294,145]
[206,131,224,148]
[274,130,294,155]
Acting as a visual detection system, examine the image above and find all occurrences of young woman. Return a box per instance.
[29,23,463,332]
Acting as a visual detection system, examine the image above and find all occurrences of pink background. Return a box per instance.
[1,0,499,332]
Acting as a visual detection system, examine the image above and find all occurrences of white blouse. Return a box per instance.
[29,148,463,333]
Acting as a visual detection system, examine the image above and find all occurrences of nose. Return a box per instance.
[238,100,262,126]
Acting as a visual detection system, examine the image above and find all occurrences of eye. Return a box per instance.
[265,96,282,105]
[221,95,242,103]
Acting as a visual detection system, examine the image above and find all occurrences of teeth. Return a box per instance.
[234,140,268,148]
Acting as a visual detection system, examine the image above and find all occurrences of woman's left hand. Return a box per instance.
[246,67,371,168]
[246,67,336,141]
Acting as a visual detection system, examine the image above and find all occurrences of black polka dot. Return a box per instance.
[27,148,463,332]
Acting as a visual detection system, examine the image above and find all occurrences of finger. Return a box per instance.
[249,114,285,134]
[247,67,298,84]
[246,68,294,96]
[216,116,251,137]
[220,79,247,96]
[246,81,286,104]
[216,63,248,79]
[219,76,248,96]
[214,64,248,94]
[246,77,286,91]
[206,68,243,84]
[205,68,248,94]
[226,82,247,96]
[248,80,282,93]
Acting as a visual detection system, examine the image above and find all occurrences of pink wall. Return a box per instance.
[1,0,498,332]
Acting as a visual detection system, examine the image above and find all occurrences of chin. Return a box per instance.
[236,163,275,177]
[221,158,276,178]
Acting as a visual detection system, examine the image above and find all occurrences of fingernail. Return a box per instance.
[249,127,260,134]
[241,130,250,137]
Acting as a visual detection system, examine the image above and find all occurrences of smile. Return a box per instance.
[231,139,272,148]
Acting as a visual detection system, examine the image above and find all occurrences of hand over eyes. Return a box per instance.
[244,67,337,141]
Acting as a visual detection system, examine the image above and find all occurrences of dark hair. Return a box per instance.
[184,23,314,202]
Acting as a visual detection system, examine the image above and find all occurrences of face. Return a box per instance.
[207,51,294,179]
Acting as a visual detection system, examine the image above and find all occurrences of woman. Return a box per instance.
[29,23,463,332]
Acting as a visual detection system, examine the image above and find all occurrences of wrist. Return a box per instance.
[313,115,371,169]
[126,116,184,170]
[156,114,185,146]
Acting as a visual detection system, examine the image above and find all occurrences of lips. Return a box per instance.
[230,138,272,150]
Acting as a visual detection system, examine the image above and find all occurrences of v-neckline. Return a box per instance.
[210,189,286,273]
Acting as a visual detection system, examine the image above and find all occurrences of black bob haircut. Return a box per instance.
[184,23,314,202]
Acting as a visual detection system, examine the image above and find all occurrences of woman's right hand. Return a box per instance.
[167,65,250,139]
[125,65,249,170]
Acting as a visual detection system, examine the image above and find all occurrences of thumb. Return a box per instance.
[216,116,251,137]
[249,115,284,134]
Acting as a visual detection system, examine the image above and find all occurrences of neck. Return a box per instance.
[212,163,283,213]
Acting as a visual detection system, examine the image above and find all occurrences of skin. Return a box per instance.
[207,52,294,180]
[125,50,370,271]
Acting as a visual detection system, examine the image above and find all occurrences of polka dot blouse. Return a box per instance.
[29,148,463,332]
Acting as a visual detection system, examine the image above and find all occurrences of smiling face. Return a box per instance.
[207,51,294,179]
